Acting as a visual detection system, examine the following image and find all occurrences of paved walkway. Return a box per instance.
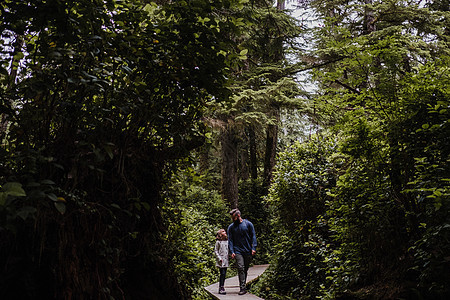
[205,264,269,300]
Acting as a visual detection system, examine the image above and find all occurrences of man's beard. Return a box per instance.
[234,220,240,226]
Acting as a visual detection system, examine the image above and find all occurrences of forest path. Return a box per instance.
[205,264,269,299]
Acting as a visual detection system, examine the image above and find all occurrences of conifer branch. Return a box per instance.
[286,57,348,75]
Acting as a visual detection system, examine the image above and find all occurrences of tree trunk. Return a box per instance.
[221,123,239,208]
[263,109,279,190]
[199,145,210,174]
[248,126,258,180]
[277,0,285,10]
[263,0,284,191]
[240,145,250,181]
[364,0,376,34]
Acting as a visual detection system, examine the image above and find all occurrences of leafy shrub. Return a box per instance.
[403,74,450,297]
[162,169,232,299]
[255,135,340,299]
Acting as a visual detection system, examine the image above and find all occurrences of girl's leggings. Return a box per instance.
[219,267,227,287]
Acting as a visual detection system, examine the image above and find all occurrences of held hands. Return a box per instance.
[231,251,255,258]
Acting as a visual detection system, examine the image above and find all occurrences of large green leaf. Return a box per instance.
[1,182,26,197]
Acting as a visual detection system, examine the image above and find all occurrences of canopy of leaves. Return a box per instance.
[0,0,244,298]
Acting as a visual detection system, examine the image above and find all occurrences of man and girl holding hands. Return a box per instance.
[214,208,257,295]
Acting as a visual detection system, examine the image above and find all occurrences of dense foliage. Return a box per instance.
[252,1,450,299]
[0,0,241,298]
[1,0,449,299]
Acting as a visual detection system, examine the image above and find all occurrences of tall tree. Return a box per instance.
[211,1,302,207]
[218,72,301,205]
[221,123,240,208]
[262,0,286,191]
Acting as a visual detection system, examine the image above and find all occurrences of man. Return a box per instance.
[227,208,257,295]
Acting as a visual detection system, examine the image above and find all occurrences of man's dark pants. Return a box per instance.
[235,253,252,291]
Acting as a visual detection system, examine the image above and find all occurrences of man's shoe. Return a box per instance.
[218,287,226,295]
[238,289,247,295]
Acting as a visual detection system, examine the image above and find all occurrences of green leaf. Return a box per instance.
[16,206,37,220]
[143,3,157,15]
[14,52,24,60]
[217,50,227,57]
[40,179,55,185]
[433,190,443,197]
[239,49,248,56]
[54,202,66,214]
[2,182,26,197]
[141,202,150,211]
[103,144,114,159]
[29,190,46,199]
[47,193,58,202]
[111,204,121,209]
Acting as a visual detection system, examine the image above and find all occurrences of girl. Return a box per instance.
[214,229,229,295]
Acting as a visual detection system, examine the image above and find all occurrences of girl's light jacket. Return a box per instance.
[214,240,229,268]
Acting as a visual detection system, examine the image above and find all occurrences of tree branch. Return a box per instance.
[286,56,348,76]
[334,79,361,94]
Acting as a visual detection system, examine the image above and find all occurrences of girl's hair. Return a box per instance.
[216,229,228,241]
